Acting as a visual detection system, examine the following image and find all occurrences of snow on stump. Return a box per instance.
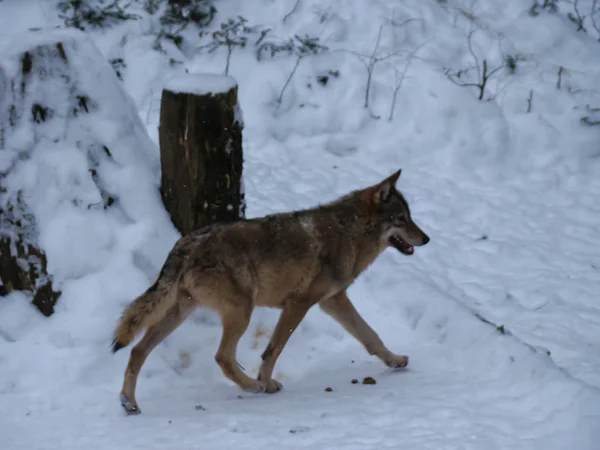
[0,29,163,316]
[158,74,245,235]
[0,38,68,315]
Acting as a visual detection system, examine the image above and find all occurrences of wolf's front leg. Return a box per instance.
[257,301,311,392]
[319,290,408,369]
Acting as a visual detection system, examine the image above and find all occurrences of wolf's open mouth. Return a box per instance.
[389,235,414,255]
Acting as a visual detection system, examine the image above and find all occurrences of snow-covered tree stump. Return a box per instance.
[158,74,245,235]
[0,41,67,315]
[1,29,162,317]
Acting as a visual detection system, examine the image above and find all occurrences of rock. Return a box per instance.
[362,376,377,385]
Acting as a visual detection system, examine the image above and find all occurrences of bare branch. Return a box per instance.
[467,28,481,82]
[377,50,410,62]
[388,68,407,122]
[581,116,600,126]
[338,18,429,115]
[486,64,504,79]
[359,24,385,109]
[277,56,303,104]
[388,40,431,121]
[527,89,533,113]
[445,72,481,89]
[557,65,564,90]
[332,48,371,68]
[274,35,328,106]
[333,47,411,61]
[283,0,301,23]
[445,28,504,101]
[368,24,385,69]
[591,0,600,35]
[361,24,417,110]
[388,17,425,28]
[567,0,587,31]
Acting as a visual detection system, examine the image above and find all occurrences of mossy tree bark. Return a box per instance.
[158,82,245,235]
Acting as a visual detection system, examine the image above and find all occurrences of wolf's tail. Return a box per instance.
[111,252,184,353]
[111,282,176,353]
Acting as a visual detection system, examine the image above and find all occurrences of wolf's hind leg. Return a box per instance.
[319,290,408,369]
[119,294,195,415]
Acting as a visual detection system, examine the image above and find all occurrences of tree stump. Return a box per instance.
[0,42,66,316]
[2,29,157,317]
[158,74,245,235]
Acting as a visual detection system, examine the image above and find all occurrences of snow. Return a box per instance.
[164,73,238,96]
[1,0,600,449]
[0,28,81,58]
[0,24,178,292]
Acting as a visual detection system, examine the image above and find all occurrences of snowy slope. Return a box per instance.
[1,0,600,449]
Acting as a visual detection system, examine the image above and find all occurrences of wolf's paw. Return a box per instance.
[255,373,283,393]
[263,378,283,394]
[120,394,141,415]
[386,354,409,369]
[240,378,279,394]
[242,381,266,394]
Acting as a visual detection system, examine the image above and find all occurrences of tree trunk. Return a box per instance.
[158,75,245,235]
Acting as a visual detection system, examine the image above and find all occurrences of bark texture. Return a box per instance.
[158,82,245,235]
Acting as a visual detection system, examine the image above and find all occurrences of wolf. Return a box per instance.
[111,169,430,414]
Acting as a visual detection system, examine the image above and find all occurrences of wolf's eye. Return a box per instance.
[393,216,406,225]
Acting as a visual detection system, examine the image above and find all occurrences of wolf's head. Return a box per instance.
[361,169,430,256]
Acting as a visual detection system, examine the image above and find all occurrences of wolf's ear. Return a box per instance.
[373,169,402,204]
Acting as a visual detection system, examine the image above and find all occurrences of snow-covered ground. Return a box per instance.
[1,0,600,448]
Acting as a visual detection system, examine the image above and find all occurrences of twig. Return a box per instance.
[364,31,417,109]
[473,311,555,360]
[445,28,504,101]
[466,29,481,83]
[567,0,587,31]
[388,66,407,121]
[474,313,506,334]
[198,17,254,76]
[527,89,533,113]
[557,65,564,90]
[277,55,303,104]
[389,17,425,28]
[592,0,600,36]
[339,19,419,114]
[445,75,481,90]
[283,0,301,23]
[388,40,430,121]
[477,45,504,99]
[225,47,232,75]
[365,24,385,109]
[275,35,328,105]
[581,116,600,126]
